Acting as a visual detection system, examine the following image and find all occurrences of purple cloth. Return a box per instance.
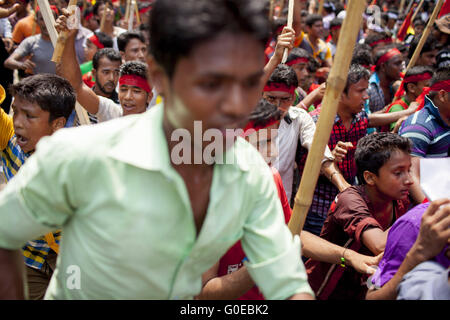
[371,203,450,288]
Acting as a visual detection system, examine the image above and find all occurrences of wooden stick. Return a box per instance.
[399,0,407,15]
[281,0,294,64]
[404,0,416,17]
[100,2,109,33]
[287,0,366,236]
[37,0,90,126]
[411,0,425,23]
[31,0,38,36]
[124,0,131,21]
[269,0,274,22]
[51,0,77,63]
[407,0,445,70]
[317,0,325,16]
[134,0,140,25]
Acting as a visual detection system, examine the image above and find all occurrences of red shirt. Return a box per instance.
[217,167,292,300]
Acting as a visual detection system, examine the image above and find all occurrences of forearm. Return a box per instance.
[4,54,24,70]
[56,33,82,92]
[368,108,414,127]
[195,266,255,300]
[0,248,26,299]
[292,0,303,36]
[409,157,425,204]
[262,54,282,87]
[320,160,350,192]
[301,230,345,264]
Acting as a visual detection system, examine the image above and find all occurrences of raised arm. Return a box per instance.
[54,10,100,115]
[368,102,419,128]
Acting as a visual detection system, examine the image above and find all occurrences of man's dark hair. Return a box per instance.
[149,0,270,79]
[117,31,146,52]
[403,65,434,93]
[364,32,391,49]
[408,35,437,60]
[119,61,148,80]
[93,31,113,49]
[286,47,311,64]
[329,18,343,30]
[429,66,450,99]
[307,58,321,74]
[9,74,75,121]
[247,99,281,128]
[355,132,412,185]
[305,14,323,27]
[92,48,122,70]
[351,44,373,67]
[93,0,113,16]
[267,64,298,89]
[412,17,425,27]
[344,64,370,94]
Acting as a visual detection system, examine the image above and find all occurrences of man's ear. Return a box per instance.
[146,55,169,98]
[91,68,97,79]
[363,170,376,186]
[406,83,416,95]
[50,117,66,133]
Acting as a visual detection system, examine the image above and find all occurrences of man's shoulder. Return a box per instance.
[335,185,368,208]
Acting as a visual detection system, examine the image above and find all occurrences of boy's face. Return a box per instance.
[262,90,294,117]
[122,38,147,63]
[246,122,279,166]
[151,32,265,151]
[84,39,98,62]
[307,20,324,39]
[292,62,309,90]
[12,96,62,154]
[369,150,413,201]
[97,4,114,23]
[118,84,152,116]
[417,50,438,67]
[341,78,369,115]
[407,78,431,98]
[93,57,121,95]
[384,55,403,81]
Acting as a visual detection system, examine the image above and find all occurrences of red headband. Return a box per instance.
[85,12,94,21]
[369,38,392,48]
[430,80,450,92]
[88,34,104,49]
[119,75,151,93]
[286,57,309,67]
[403,73,432,83]
[330,25,341,31]
[263,83,295,95]
[242,118,280,137]
[376,48,402,66]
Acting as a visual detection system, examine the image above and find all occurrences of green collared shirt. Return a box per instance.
[0,103,313,299]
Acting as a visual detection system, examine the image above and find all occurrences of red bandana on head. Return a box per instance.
[376,48,402,67]
[88,34,104,49]
[263,83,296,95]
[286,57,309,67]
[430,80,450,92]
[119,75,152,93]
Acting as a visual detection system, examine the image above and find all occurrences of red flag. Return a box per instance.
[438,0,450,18]
[397,3,417,41]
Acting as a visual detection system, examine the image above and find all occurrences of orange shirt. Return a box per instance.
[12,14,41,44]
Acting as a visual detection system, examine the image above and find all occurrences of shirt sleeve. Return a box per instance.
[96,96,122,122]
[332,188,382,246]
[0,132,78,250]
[0,108,14,150]
[241,159,314,300]
[399,122,430,158]
[12,36,31,59]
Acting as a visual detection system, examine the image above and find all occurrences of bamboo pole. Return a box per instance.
[281,0,294,64]
[134,0,140,25]
[99,2,109,33]
[399,0,406,15]
[269,0,274,22]
[124,0,131,21]
[404,0,416,17]
[31,0,37,36]
[287,0,366,236]
[36,0,90,126]
[411,0,425,23]
[407,0,445,70]
[128,0,135,31]
[51,0,77,63]
[317,0,325,16]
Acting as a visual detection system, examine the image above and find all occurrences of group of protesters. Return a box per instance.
[0,0,448,301]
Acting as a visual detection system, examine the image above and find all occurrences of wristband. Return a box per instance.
[340,248,348,268]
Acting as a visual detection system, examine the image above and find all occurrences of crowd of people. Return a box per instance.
[0,0,448,301]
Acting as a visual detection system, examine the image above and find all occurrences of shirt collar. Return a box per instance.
[107,103,250,173]
[424,96,450,128]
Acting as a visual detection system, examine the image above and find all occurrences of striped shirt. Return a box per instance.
[399,96,450,158]
[0,108,60,270]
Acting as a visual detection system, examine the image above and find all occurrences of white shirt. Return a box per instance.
[96,96,122,122]
[273,107,334,201]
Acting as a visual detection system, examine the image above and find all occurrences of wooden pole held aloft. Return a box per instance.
[281,0,294,64]
[287,0,366,236]
[51,0,77,64]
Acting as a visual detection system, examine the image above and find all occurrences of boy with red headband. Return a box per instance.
[56,12,153,122]
[368,45,404,113]
[399,66,450,204]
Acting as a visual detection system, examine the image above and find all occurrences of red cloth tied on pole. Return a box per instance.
[397,3,417,41]
[438,0,450,18]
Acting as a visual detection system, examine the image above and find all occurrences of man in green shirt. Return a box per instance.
[0,0,314,300]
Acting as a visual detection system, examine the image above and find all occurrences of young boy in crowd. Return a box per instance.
[305,132,414,300]
[0,74,76,299]
[117,31,147,63]
[196,99,380,300]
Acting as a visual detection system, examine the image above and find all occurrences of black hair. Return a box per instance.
[9,74,75,121]
[92,48,122,70]
[429,66,450,99]
[305,14,323,27]
[351,44,373,67]
[267,64,298,89]
[329,18,343,30]
[119,60,148,79]
[149,0,270,79]
[92,31,113,49]
[412,17,425,27]
[93,0,113,16]
[408,35,437,60]
[286,47,311,64]
[355,132,412,185]
[403,65,434,93]
[307,58,321,74]
[248,98,281,128]
[364,32,390,49]
[117,31,146,52]
[344,64,370,94]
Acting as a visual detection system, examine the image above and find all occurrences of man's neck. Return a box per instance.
[93,85,112,99]
[308,34,318,46]
[102,23,114,36]
[337,103,354,128]
[378,71,392,89]
[364,184,394,220]
[405,92,416,104]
